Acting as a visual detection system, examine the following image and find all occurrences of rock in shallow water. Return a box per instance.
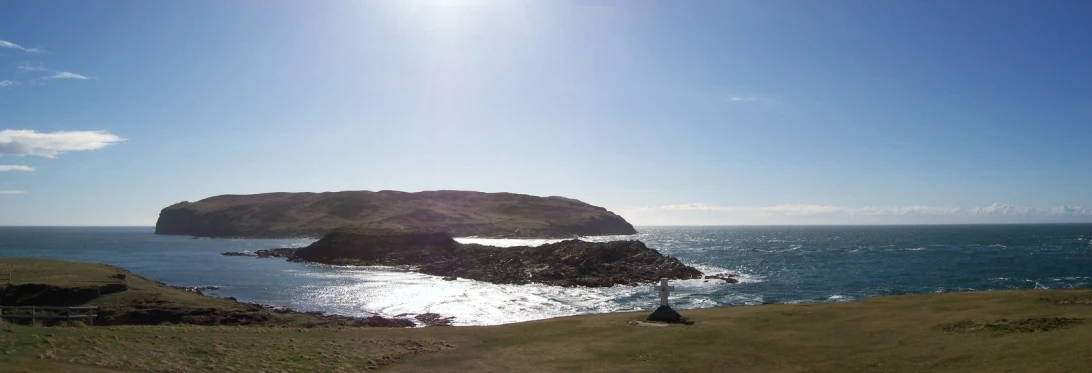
[415,313,455,327]
[703,273,740,284]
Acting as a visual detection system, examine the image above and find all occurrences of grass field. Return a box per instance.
[3,287,1092,372]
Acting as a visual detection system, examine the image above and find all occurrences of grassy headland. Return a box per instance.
[2,258,1092,372]
[0,258,409,327]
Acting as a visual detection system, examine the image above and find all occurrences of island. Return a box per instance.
[280,228,703,287]
[155,190,637,238]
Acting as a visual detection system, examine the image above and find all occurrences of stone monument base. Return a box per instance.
[647,305,682,322]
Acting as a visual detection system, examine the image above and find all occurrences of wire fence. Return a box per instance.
[0,306,99,326]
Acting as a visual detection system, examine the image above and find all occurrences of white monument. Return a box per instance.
[655,278,674,306]
[647,278,683,322]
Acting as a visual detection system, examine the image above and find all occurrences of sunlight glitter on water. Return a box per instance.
[287,265,650,325]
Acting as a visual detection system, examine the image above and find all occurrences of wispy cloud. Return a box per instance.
[44,71,91,80]
[17,65,50,73]
[619,203,1092,225]
[0,129,125,158]
[15,63,92,83]
[0,39,42,53]
[0,80,16,87]
[727,94,762,102]
[0,165,35,172]
[0,190,27,195]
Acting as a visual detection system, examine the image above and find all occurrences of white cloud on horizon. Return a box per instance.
[0,165,35,172]
[0,40,42,53]
[0,129,125,158]
[617,203,1092,225]
[0,190,27,195]
[0,80,15,87]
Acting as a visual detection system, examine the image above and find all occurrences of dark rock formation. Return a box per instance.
[291,228,459,265]
[155,190,637,238]
[255,248,299,258]
[288,228,703,287]
[222,248,299,258]
[704,274,739,284]
[360,316,416,328]
[415,313,455,327]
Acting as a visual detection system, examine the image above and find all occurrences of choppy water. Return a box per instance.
[1,225,1090,325]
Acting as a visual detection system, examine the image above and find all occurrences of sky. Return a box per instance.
[1,0,1091,226]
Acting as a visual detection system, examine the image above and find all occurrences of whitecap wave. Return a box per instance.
[690,264,764,284]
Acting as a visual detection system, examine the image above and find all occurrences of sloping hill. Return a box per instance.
[155,190,637,238]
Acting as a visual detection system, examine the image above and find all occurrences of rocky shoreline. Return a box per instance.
[221,248,299,258]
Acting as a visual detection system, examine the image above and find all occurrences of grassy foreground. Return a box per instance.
[2,287,1091,372]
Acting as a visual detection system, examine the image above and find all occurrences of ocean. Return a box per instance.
[1,225,1090,326]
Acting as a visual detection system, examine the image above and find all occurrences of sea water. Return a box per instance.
[1,225,1090,325]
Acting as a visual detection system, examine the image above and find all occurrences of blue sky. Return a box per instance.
[1,0,1091,225]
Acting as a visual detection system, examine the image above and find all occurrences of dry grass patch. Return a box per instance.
[940,317,1084,335]
[1,325,451,373]
[1041,295,1092,305]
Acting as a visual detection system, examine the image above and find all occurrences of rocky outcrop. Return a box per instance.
[288,228,702,287]
[415,313,455,327]
[255,248,299,258]
[155,190,637,238]
[703,274,739,284]
[169,285,221,295]
[291,228,459,265]
[221,248,299,258]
